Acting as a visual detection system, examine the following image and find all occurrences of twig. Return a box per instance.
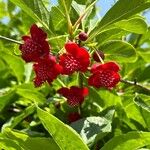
[73,0,97,30]
[121,79,150,93]
[0,35,23,44]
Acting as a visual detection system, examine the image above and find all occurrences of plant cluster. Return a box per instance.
[0,0,150,150]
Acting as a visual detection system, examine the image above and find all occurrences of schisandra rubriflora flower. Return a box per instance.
[19,24,50,62]
[59,42,90,75]
[88,62,120,89]
[68,112,81,123]
[57,86,89,107]
[33,55,62,87]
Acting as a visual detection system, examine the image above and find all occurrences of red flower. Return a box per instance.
[59,42,90,75]
[68,112,81,123]
[58,86,88,107]
[19,24,50,62]
[33,55,62,87]
[88,62,120,89]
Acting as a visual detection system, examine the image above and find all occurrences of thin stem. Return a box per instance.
[61,0,73,38]
[0,35,23,44]
[47,34,68,41]
[121,79,150,93]
[95,50,104,64]
[73,0,97,30]
[57,78,66,87]
[78,72,83,88]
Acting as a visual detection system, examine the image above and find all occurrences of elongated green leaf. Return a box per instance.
[0,138,23,150]
[134,96,150,130]
[4,128,59,150]
[123,94,147,128]
[4,105,35,129]
[138,50,150,63]
[0,89,16,112]
[16,89,46,105]
[37,107,89,150]
[10,0,52,33]
[101,131,150,150]
[114,17,148,34]
[71,108,115,146]
[96,27,127,45]
[99,40,137,63]
[0,52,25,82]
[88,0,150,41]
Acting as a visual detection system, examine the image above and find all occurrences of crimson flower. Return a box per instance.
[58,86,88,107]
[68,112,81,123]
[59,42,90,75]
[19,24,50,62]
[88,62,120,89]
[33,55,62,87]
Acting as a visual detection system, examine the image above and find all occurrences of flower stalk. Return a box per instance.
[0,35,23,44]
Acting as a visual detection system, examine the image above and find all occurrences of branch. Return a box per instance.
[121,79,150,93]
[0,35,23,44]
[73,0,97,30]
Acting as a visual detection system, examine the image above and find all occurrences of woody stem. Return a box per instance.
[121,79,150,93]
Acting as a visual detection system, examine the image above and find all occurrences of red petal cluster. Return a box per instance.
[88,62,120,89]
[68,112,81,123]
[19,24,50,62]
[58,86,88,107]
[59,42,90,75]
[33,55,62,87]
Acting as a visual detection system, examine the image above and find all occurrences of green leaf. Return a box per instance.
[96,27,127,46]
[98,89,122,108]
[10,0,52,33]
[99,40,137,63]
[3,128,59,150]
[0,89,16,112]
[0,137,23,150]
[3,105,35,129]
[138,49,150,63]
[101,131,150,150]
[123,95,147,128]
[88,0,150,41]
[37,107,89,150]
[50,6,66,32]
[71,108,115,146]
[114,17,148,34]
[134,96,150,130]
[16,88,46,105]
[59,0,73,12]
[0,52,25,82]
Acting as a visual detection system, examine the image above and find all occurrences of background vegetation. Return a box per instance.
[0,0,150,149]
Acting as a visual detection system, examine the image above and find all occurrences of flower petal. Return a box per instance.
[30,24,47,41]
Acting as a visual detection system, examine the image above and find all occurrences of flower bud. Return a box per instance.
[78,32,88,41]
[93,50,105,62]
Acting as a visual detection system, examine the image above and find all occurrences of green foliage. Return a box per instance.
[101,131,150,150]
[0,0,150,149]
[3,128,59,150]
[37,107,89,150]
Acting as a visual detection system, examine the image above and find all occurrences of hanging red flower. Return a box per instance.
[19,24,50,62]
[68,112,81,123]
[59,42,90,75]
[88,62,120,89]
[33,55,62,87]
[58,86,88,107]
